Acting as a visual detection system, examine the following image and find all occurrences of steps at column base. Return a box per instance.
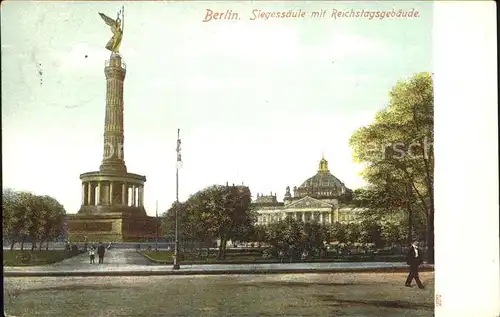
[67,208,161,243]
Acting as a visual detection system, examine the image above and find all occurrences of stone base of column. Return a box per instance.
[77,204,147,216]
[99,161,127,173]
[67,211,161,243]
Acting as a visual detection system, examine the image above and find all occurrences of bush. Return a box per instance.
[311,248,322,259]
[17,252,32,264]
[4,250,83,266]
[262,247,278,259]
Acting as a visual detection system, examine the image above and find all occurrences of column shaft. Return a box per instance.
[82,183,86,205]
[139,187,144,206]
[87,183,93,205]
[127,185,131,206]
[301,212,305,222]
[97,182,101,205]
[122,183,126,205]
[109,182,114,205]
[132,185,136,206]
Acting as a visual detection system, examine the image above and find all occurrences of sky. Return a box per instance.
[1,1,433,216]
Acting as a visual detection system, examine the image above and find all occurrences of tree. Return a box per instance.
[225,186,255,244]
[345,223,361,244]
[197,184,253,259]
[39,196,66,250]
[2,189,23,250]
[381,221,408,248]
[162,184,254,259]
[359,220,383,247]
[263,221,285,248]
[328,222,347,243]
[27,195,46,250]
[302,221,327,251]
[163,202,192,240]
[349,72,434,263]
[352,186,407,219]
[248,224,267,246]
[281,217,306,251]
[2,189,66,251]
[265,218,298,244]
[11,191,34,250]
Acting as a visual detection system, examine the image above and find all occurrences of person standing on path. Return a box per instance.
[89,246,96,264]
[97,242,106,264]
[405,239,424,289]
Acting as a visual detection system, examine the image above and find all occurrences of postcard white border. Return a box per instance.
[434,1,499,316]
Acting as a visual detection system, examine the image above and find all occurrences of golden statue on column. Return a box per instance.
[99,7,124,53]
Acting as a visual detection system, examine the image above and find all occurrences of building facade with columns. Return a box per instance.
[254,157,363,226]
[67,52,161,242]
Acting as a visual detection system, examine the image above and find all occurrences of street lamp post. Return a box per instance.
[406,181,413,245]
[173,129,182,270]
[155,200,158,252]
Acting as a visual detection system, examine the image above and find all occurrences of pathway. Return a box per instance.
[52,248,152,267]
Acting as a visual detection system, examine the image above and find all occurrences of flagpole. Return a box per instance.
[173,128,181,270]
[155,200,158,252]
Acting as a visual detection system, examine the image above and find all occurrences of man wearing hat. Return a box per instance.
[405,239,424,289]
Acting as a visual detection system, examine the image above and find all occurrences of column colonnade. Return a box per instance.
[258,211,335,225]
[81,180,145,207]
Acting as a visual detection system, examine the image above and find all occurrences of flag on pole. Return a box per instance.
[176,129,182,163]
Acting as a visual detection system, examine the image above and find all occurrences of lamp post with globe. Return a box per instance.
[406,167,413,245]
[173,129,182,270]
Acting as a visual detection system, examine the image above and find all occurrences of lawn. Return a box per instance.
[3,250,82,266]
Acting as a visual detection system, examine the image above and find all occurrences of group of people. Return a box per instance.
[88,242,109,264]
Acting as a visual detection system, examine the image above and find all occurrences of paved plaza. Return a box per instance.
[4,272,434,317]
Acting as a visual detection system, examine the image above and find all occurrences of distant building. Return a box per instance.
[253,156,363,225]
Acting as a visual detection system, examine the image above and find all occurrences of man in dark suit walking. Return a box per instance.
[97,242,106,264]
[405,239,424,289]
